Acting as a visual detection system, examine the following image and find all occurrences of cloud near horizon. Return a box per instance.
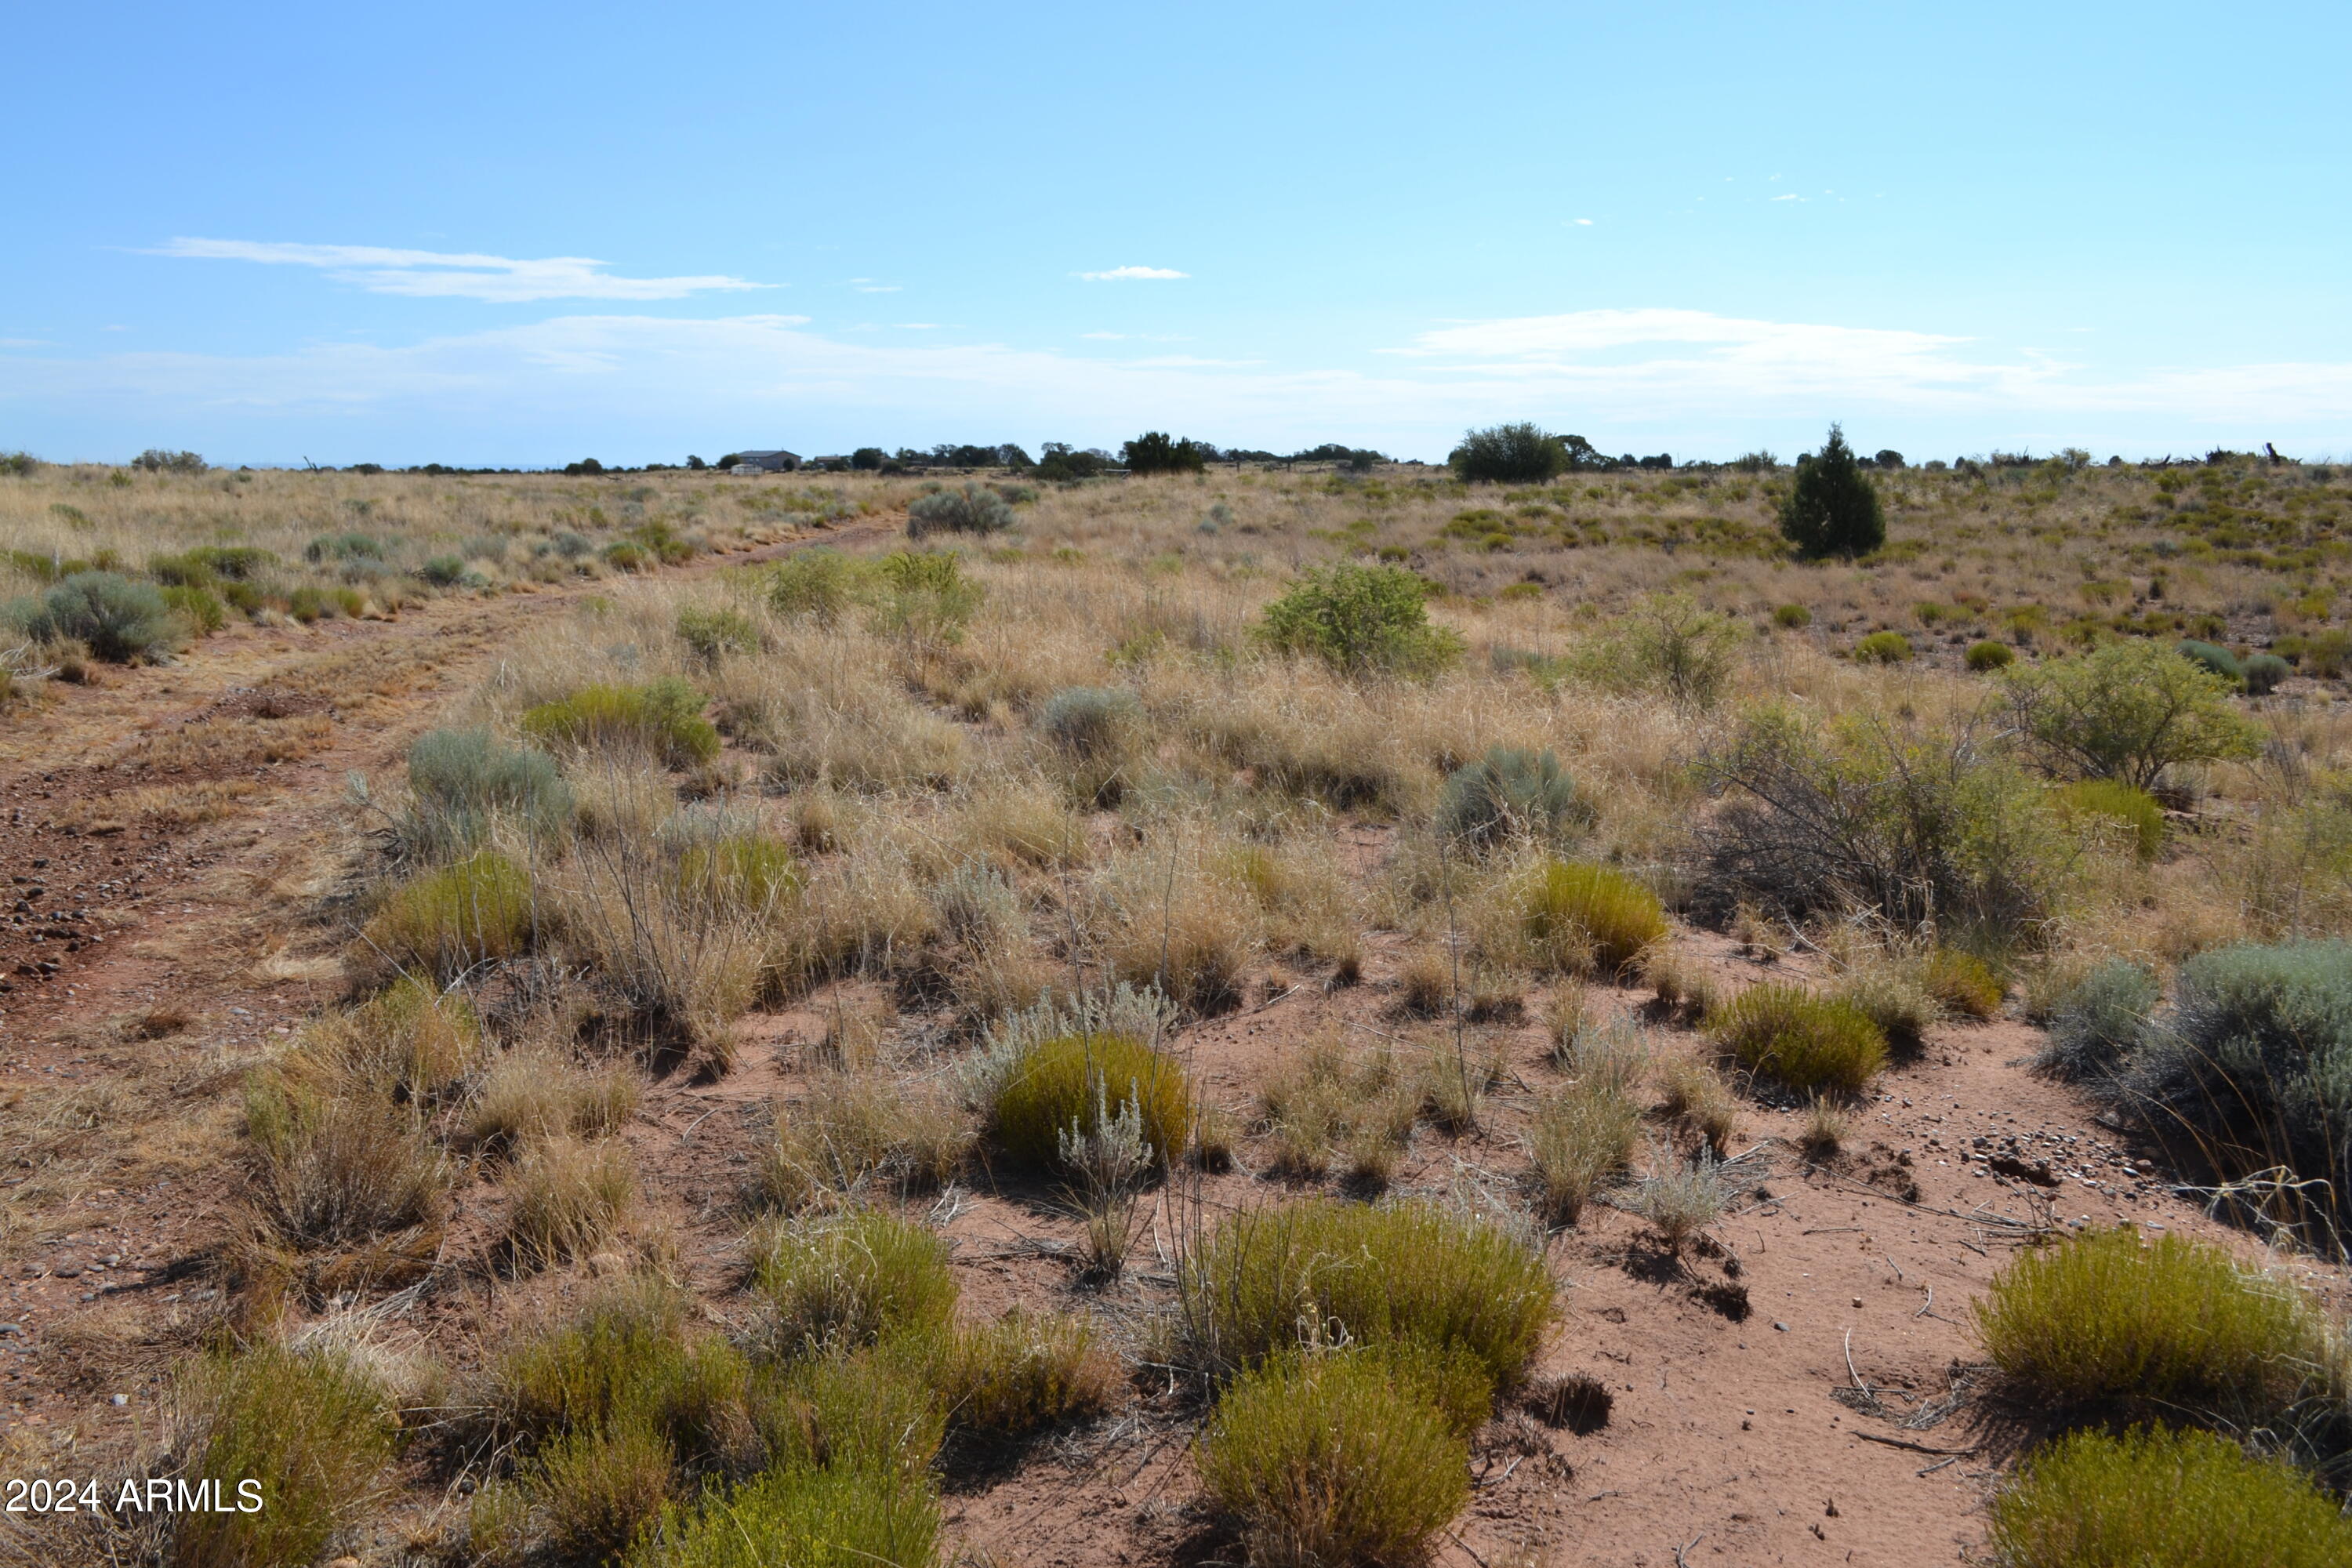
[154,238,769,303]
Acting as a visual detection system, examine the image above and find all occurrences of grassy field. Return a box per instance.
[2,453,2350,1566]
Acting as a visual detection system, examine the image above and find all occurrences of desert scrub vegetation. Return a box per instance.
[1522,860,1667,974]
[1436,745,1591,851]
[521,677,722,769]
[1258,560,1462,674]
[401,725,574,855]
[971,988,1192,1171]
[360,848,537,981]
[1987,1425,2352,1568]
[751,1207,960,1354]
[1708,982,1888,1094]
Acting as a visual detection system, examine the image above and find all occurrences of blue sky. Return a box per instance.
[5,2,2350,466]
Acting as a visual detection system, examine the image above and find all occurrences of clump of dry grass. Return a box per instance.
[503,1137,634,1270]
[1632,1144,1726,1252]
[1654,1054,1738,1155]
[925,1310,1119,1439]
[1797,1095,1847,1160]
[756,1069,971,1214]
[243,1063,448,1249]
[1527,1075,1640,1225]
[468,1050,641,1152]
[1258,1033,1417,1186]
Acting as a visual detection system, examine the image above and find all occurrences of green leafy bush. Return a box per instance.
[2035,957,2158,1083]
[169,1345,396,1568]
[1523,861,1667,973]
[1436,746,1591,852]
[1922,948,2004,1018]
[676,605,757,663]
[521,677,720,768]
[405,727,572,855]
[2125,940,2352,1247]
[1852,630,1911,663]
[866,550,982,643]
[1178,1198,1555,1389]
[907,483,1014,538]
[1259,561,1462,675]
[1700,707,2070,939]
[1449,421,1568,483]
[1973,1225,2323,1424]
[768,548,860,624]
[2054,779,2166,862]
[753,1209,959,1354]
[626,1462,939,1568]
[1988,1425,2352,1568]
[1772,603,1812,629]
[1708,983,1888,1094]
[1777,425,1885,558]
[1965,638,2015,671]
[363,848,535,980]
[987,1032,1192,1172]
[162,583,227,634]
[1120,431,1207,476]
[1196,1350,1472,1568]
[419,554,469,586]
[9,570,183,661]
[2005,641,2262,789]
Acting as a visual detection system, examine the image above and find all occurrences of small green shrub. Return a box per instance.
[362,848,535,981]
[184,544,272,579]
[2242,651,2290,695]
[753,1209,959,1354]
[1197,1350,1472,1568]
[162,583,227,634]
[2176,637,2243,682]
[1259,561,1462,675]
[1965,638,2015,671]
[626,1462,939,1568]
[405,727,572,855]
[1988,1425,2352,1568]
[2125,939,2352,1245]
[1436,746,1590,851]
[675,833,800,914]
[1922,947,2004,1018]
[924,1311,1117,1439]
[907,483,1014,539]
[534,1414,677,1563]
[10,571,183,661]
[1524,861,1667,973]
[2054,779,2166,861]
[768,549,861,624]
[1708,983,1888,1094]
[1179,1198,1555,1389]
[1973,1225,2321,1422]
[1778,425,1885,558]
[765,1349,945,1479]
[521,678,721,768]
[169,1345,395,1568]
[988,1032,1192,1172]
[419,554,469,586]
[1623,593,1743,707]
[676,605,757,663]
[1852,630,1911,663]
[2007,641,2262,789]
[629,520,699,566]
[1772,603,1812,629]
[866,550,982,643]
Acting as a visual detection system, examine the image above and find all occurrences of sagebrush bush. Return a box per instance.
[2125,939,2352,1244]
[1988,1425,2352,1568]
[1259,561,1462,675]
[1852,630,1911,663]
[522,677,721,768]
[907,482,1014,538]
[405,727,572,855]
[626,1461,938,1568]
[2035,957,2158,1083]
[2176,637,2244,682]
[1973,1225,2322,1422]
[2055,778,2166,862]
[169,1345,395,1568]
[987,1031,1192,1172]
[9,569,183,661]
[1523,860,1666,974]
[1196,1350,1472,1568]
[753,1209,958,1354]
[361,848,535,981]
[1436,746,1590,851]
[1708,983,1888,1094]
[1179,1198,1555,1388]
[2242,651,2290,695]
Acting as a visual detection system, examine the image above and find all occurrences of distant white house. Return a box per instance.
[733,449,801,474]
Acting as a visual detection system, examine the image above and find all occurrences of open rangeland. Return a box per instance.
[2,455,2350,1567]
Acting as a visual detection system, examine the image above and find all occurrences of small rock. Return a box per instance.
[1773,1321,1791,1332]
[0,1323,20,1337]
[53,1265,81,1279]
[1850,1297,1862,1308]
[111,1393,128,1407]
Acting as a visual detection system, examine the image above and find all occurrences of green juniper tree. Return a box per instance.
[1778,423,1885,558]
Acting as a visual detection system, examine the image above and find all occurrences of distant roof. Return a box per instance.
[737,449,800,461]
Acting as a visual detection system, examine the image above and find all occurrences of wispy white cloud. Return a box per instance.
[1571,218,1595,227]
[1076,265,1188,281]
[154,238,769,303]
